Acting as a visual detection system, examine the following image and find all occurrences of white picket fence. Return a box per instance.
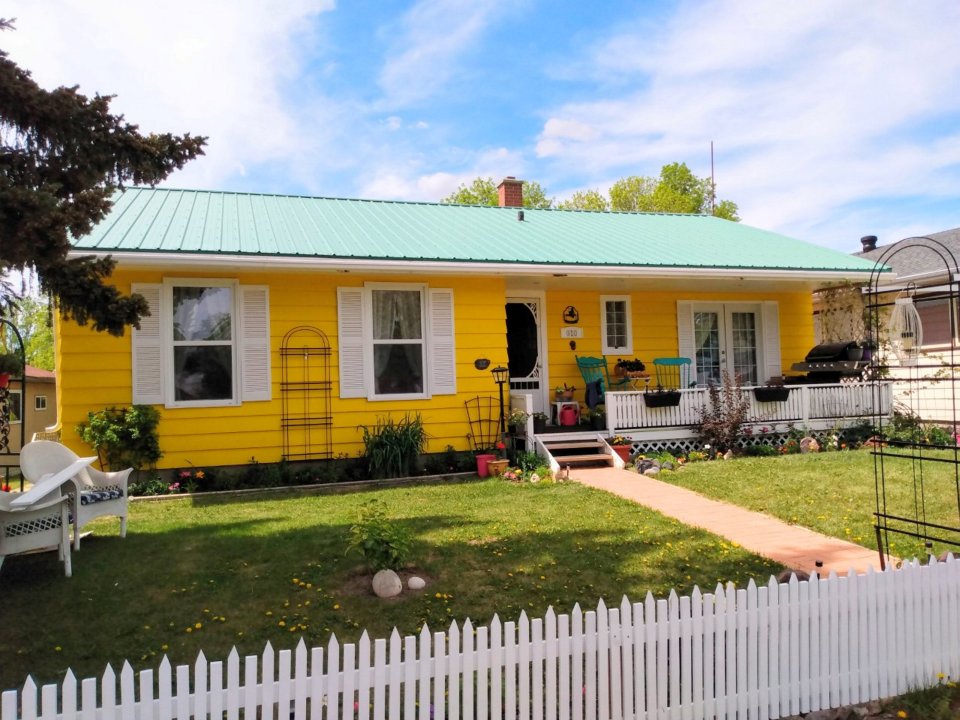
[3,558,959,720]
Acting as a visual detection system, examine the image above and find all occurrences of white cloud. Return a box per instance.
[536,0,960,249]
[377,0,506,108]
[3,0,337,191]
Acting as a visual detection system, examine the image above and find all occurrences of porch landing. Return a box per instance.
[570,466,888,577]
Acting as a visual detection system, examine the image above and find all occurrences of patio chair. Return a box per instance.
[652,357,693,390]
[574,356,630,406]
[20,441,131,550]
[0,490,72,577]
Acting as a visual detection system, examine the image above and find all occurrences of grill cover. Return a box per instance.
[805,341,859,363]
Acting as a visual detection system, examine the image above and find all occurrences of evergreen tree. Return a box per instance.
[0,19,206,335]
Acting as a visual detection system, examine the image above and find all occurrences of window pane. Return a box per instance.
[173,287,233,341]
[372,290,422,340]
[374,344,423,395]
[174,345,234,401]
[694,312,721,384]
[730,312,758,384]
[917,299,952,346]
[4,391,21,422]
[605,300,627,347]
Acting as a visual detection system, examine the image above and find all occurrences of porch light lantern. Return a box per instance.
[887,289,923,366]
[491,365,509,435]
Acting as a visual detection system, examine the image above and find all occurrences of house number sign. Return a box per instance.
[561,327,583,339]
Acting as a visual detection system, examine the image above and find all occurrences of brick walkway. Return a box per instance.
[570,466,888,576]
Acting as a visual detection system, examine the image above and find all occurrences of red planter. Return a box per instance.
[475,453,497,477]
[612,445,632,462]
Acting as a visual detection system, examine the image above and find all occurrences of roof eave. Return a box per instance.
[72,249,879,283]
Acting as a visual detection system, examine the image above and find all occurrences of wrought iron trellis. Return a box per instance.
[867,237,960,567]
[280,326,333,462]
[0,318,27,491]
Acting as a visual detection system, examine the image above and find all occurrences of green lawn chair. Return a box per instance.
[575,356,631,396]
[652,357,693,389]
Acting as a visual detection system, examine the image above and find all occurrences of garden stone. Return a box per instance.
[637,459,655,473]
[800,436,820,453]
[661,461,674,470]
[372,569,403,598]
[642,467,660,477]
[408,576,426,590]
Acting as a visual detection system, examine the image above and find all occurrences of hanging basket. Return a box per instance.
[643,391,681,408]
[753,387,791,403]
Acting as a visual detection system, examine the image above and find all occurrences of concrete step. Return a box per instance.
[552,453,615,467]
[541,440,606,451]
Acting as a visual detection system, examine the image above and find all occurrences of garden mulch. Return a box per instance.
[570,467,889,576]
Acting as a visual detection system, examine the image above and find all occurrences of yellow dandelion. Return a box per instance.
[333,603,340,610]
[435,592,442,599]
[265,611,273,616]
[185,627,193,633]
[194,622,202,630]
[896,711,907,718]
[278,621,286,627]
[55,646,62,652]
[161,644,169,651]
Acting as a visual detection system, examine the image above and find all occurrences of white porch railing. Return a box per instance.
[606,383,893,435]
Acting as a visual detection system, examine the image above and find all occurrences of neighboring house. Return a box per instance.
[53,180,880,469]
[853,230,960,423]
[1,365,57,454]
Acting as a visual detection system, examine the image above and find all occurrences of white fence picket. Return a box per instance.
[3,561,960,720]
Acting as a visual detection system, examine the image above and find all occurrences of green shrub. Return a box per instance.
[359,414,427,479]
[76,405,162,472]
[346,500,411,571]
[743,444,778,457]
[515,450,543,472]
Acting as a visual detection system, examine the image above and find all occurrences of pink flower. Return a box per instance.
[179,470,191,479]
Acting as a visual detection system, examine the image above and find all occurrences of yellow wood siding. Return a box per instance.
[55,269,813,469]
[56,270,508,468]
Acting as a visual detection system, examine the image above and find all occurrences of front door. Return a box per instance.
[693,303,761,385]
[505,296,547,414]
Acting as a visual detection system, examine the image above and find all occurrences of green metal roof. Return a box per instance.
[71,187,881,274]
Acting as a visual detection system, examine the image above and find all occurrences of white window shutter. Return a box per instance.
[240,286,271,402]
[676,300,696,385]
[428,288,457,395]
[131,283,164,405]
[762,301,782,382]
[337,287,366,398]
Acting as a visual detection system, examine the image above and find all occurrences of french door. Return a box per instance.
[692,303,762,386]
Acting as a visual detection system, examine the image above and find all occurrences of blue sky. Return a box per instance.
[5,0,960,252]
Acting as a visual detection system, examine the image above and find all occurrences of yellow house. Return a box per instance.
[55,180,879,469]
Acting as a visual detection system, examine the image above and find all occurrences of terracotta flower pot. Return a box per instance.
[487,459,509,477]
[612,445,632,462]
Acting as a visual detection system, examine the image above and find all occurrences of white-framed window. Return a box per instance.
[35,395,47,411]
[338,283,456,401]
[4,390,22,424]
[131,280,271,407]
[916,297,958,348]
[600,295,633,355]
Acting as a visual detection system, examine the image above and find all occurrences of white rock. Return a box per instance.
[408,576,426,590]
[372,569,403,598]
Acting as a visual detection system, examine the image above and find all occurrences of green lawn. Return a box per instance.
[660,449,960,561]
[0,478,782,691]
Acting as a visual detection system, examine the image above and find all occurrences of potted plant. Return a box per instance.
[531,412,548,434]
[486,440,510,477]
[643,384,681,408]
[0,352,23,389]
[588,405,607,430]
[609,435,633,462]
[614,358,647,377]
[506,407,529,432]
[554,383,576,401]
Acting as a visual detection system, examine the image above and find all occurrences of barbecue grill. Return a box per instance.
[790,341,867,384]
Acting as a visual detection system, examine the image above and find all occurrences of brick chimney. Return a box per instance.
[497,177,523,208]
